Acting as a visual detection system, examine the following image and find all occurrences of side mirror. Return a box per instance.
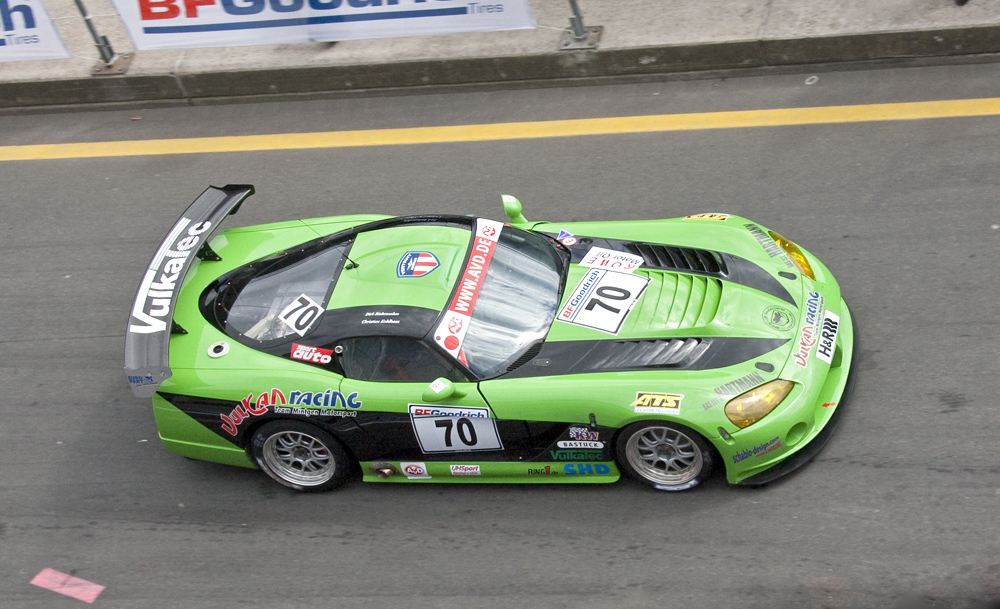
[422,378,466,402]
[502,194,529,225]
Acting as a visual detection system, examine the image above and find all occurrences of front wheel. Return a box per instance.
[249,421,353,492]
[616,422,713,491]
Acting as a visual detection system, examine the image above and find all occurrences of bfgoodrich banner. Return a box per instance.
[110,0,535,50]
[0,0,70,61]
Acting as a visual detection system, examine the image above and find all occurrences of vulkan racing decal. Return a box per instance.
[129,216,213,334]
[433,218,503,364]
[397,251,439,277]
[220,388,362,436]
[557,268,649,335]
[792,291,825,368]
[579,247,643,273]
[632,392,683,414]
[409,404,503,453]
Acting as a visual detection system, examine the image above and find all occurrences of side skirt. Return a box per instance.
[360,461,620,483]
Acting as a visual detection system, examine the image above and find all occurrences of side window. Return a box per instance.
[338,337,466,383]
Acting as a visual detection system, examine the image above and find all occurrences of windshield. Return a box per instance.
[457,225,566,378]
[202,238,350,344]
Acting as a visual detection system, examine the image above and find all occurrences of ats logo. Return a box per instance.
[397,251,439,278]
[632,392,683,414]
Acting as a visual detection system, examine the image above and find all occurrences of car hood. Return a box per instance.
[501,223,803,379]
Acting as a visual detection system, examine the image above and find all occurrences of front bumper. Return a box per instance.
[734,306,858,485]
[715,297,857,485]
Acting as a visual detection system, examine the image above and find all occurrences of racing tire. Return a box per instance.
[250,421,353,492]
[616,422,713,491]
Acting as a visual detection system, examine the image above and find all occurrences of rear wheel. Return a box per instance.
[616,422,713,491]
[250,421,352,492]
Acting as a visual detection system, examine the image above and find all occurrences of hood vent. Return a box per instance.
[585,338,710,370]
[623,243,726,275]
[633,271,723,330]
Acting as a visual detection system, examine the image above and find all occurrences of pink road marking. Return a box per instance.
[31,568,105,604]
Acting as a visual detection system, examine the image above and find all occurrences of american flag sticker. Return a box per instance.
[397,252,440,277]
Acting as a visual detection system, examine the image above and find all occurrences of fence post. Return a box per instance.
[73,0,132,74]
[560,0,603,50]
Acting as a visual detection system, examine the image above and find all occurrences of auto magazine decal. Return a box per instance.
[433,219,503,364]
[557,269,650,335]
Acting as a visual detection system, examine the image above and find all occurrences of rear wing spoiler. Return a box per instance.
[124,185,255,398]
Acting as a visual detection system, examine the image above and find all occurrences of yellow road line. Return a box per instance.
[3,98,1000,162]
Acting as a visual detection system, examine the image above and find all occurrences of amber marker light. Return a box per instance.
[724,380,795,429]
[768,231,816,280]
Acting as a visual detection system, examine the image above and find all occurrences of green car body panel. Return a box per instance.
[126,186,857,490]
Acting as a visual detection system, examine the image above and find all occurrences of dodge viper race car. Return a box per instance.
[125,185,857,492]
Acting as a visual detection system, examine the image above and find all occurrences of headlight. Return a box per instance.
[724,380,794,429]
[768,231,815,280]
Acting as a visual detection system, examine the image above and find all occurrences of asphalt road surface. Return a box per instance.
[1,61,999,609]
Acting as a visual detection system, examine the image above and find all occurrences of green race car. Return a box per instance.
[125,185,857,492]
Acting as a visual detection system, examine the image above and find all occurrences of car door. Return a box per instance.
[335,335,505,461]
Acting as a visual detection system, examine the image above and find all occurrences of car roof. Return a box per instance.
[327,223,473,316]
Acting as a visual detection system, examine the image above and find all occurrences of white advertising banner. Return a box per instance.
[0,0,70,61]
[109,0,535,50]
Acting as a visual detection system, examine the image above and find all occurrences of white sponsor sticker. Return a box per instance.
[400,462,431,479]
[579,247,644,273]
[408,405,503,454]
[450,464,481,476]
[557,441,605,449]
[557,269,650,335]
[278,293,323,336]
[814,310,841,365]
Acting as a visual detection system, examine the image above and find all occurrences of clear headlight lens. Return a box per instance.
[768,231,816,280]
[724,380,794,429]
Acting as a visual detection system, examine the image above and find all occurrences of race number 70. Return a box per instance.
[278,293,323,336]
